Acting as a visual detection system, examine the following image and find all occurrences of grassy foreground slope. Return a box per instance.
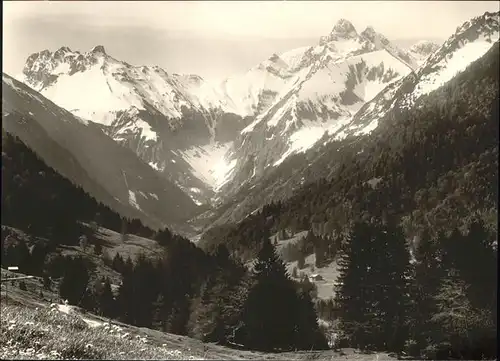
[0,277,398,361]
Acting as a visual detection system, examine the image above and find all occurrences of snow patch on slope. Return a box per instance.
[128,190,142,211]
[413,36,498,98]
[41,61,144,125]
[181,142,236,191]
[115,117,157,141]
[148,161,163,172]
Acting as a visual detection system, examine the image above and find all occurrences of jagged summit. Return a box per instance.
[409,40,440,57]
[90,45,106,55]
[319,18,363,46]
[424,10,499,70]
[21,45,116,91]
[56,46,72,53]
[361,26,376,36]
[329,18,358,38]
[360,26,390,47]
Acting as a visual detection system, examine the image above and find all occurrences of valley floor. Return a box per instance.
[0,273,400,361]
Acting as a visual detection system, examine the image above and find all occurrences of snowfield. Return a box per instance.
[181,142,236,191]
[413,35,499,98]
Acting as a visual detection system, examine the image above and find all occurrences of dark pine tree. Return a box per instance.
[334,221,376,350]
[335,221,410,353]
[152,293,167,331]
[111,253,125,273]
[370,222,411,354]
[96,277,116,318]
[294,289,329,350]
[427,222,498,359]
[238,237,325,351]
[407,229,442,356]
[59,256,91,306]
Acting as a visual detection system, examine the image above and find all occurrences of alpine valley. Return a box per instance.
[1,7,498,360]
[12,18,441,227]
[11,13,494,235]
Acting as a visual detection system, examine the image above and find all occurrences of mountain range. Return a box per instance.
[4,11,499,235]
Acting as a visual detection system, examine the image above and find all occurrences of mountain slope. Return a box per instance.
[1,130,155,243]
[360,26,418,69]
[214,19,415,200]
[200,38,499,261]
[19,46,248,205]
[2,74,199,233]
[408,40,441,66]
[338,11,499,140]
[18,19,416,207]
[15,12,498,231]
[198,11,499,230]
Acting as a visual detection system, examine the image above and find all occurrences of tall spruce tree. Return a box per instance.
[334,220,410,353]
[59,256,90,305]
[239,238,299,351]
[407,229,442,356]
[239,238,325,351]
[152,294,167,331]
[428,223,498,359]
[334,221,376,350]
[371,222,411,353]
[295,289,329,350]
[96,277,115,318]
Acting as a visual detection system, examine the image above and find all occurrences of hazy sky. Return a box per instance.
[4,1,499,82]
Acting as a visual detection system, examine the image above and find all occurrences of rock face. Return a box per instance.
[16,12,499,231]
[409,40,441,65]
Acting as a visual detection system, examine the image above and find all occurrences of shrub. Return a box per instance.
[19,281,27,291]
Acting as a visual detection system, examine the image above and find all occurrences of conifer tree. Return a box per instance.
[297,252,306,269]
[407,229,442,356]
[112,253,125,273]
[59,256,90,305]
[295,289,329,349]
[239,238,325,351]
[334,221,376,350]
[152,293,167,331]
[43,274,51,291]
[371,222,411,353]
[335,221,410,353]
[428,223,498,359]
[96,277,115,318]
[117,266,136,324]
[239,238,298,351]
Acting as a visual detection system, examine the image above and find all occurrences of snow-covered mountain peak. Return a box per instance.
[359,26,418,70]
[454,11,499,38]
[53,46,73,59]
[408,40,441,66]
[329,18,358,40]
[420,11,499,73]
[341,11,499,141]
[22,45,120,92]
[360,26,389,48]
[409,40,440,56]
[20,45,231,124]
[90,45,107,55]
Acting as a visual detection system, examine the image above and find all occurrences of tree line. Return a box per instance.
[1,130,155,248]
[333,218,496,359]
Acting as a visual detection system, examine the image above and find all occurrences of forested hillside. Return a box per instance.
[1,130,328,353]
[1,130,154,244]
[200,41,499,260]
[196,39,499,361]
